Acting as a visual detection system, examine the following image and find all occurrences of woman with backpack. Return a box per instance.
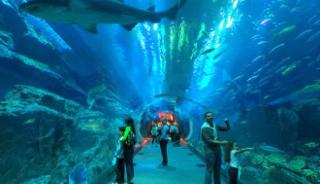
[120,117,136,184]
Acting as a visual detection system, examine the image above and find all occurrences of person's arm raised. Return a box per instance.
[235,147,254,154]
[217,118,231,131]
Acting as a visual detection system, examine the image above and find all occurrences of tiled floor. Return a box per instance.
[131,142,227,184]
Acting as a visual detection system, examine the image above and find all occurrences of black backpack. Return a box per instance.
[125,131,136,146]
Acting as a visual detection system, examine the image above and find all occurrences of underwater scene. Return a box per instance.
[0,0,320,183]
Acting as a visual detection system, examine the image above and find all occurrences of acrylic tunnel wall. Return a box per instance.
[0,0,320,184]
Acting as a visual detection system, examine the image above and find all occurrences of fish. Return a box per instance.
[23,15,72,52]
[295,29,313,40]
[254,66,266,75]
[257,41,269,46]
[251,55,265,63]
[307,15,318,25]
[289,7,303,14]
[273,25,296,39]
[263,95,270,100]
[259,145,284,153]
[201,30,212,38]
[314,19,320,26]
[269,43,285,55]
[200,47,216,56]
[23,118,36,125]
[260,18,272,25]
[20,0,187,33]
[269,82,320,105]
[233,75,244,81]
[306,31,320,43]
[304,142,319,149]
[212,51,223,60]
[247,75,258,82]
[275,65,288,74]
[250,35,263,41]
[281,64,297,76]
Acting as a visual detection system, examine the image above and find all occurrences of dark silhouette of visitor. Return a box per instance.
[159,118,170,166]
[201,112,230,184]
[120,117,136,184]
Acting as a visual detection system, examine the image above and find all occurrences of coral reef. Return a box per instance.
[288,156,306,173]
[240,151,320,184]
[0,85,118,183]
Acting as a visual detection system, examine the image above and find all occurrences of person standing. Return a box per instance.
[225,142,254,184]
[201,112,230,184]
[120,117,136,184]
[170,122,180,146]
[151,121,159,145]
[112,127,125,184]
[159,118,170,166]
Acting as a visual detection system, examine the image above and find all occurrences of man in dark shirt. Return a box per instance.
[159,118,170,166]
[201,112,230,184]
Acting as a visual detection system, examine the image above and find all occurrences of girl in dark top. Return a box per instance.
[120,117,136,184]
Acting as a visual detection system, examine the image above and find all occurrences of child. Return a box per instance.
[112,126,126,184]
[225,142,254,184]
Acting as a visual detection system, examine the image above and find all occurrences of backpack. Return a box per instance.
[125,130,136,146]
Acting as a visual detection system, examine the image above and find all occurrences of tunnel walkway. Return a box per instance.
[132,142,228,184]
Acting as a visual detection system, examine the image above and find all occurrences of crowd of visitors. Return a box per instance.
[112,112,253,184]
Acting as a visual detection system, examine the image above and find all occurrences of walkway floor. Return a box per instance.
[132,142,227,184]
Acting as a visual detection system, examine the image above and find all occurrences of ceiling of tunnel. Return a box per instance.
[1,0,320,120]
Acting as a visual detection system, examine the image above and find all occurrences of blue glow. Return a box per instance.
[188,0,241,102]
[233,0,238,9]
[226,16,233,28]
[219,20,225,31]
[153,24,159,31]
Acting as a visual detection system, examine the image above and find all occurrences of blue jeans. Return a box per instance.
[204,151,221,184]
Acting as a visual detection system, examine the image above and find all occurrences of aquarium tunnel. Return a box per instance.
[0,0,320,183]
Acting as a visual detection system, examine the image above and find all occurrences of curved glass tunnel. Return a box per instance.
[0,0,320,183]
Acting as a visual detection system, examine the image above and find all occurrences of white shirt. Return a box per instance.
[201,122,218,140]
[230,150,240,168]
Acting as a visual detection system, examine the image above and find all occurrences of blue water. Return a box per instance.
[0,0,320,183]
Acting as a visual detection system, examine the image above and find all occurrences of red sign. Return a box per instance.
[158,113,174,121]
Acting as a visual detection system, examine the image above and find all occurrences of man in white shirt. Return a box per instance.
[201,112,230,184]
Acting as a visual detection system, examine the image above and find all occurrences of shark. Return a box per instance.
[20,0,187,33]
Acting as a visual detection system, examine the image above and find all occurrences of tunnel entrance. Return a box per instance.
[139,111,189,139]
